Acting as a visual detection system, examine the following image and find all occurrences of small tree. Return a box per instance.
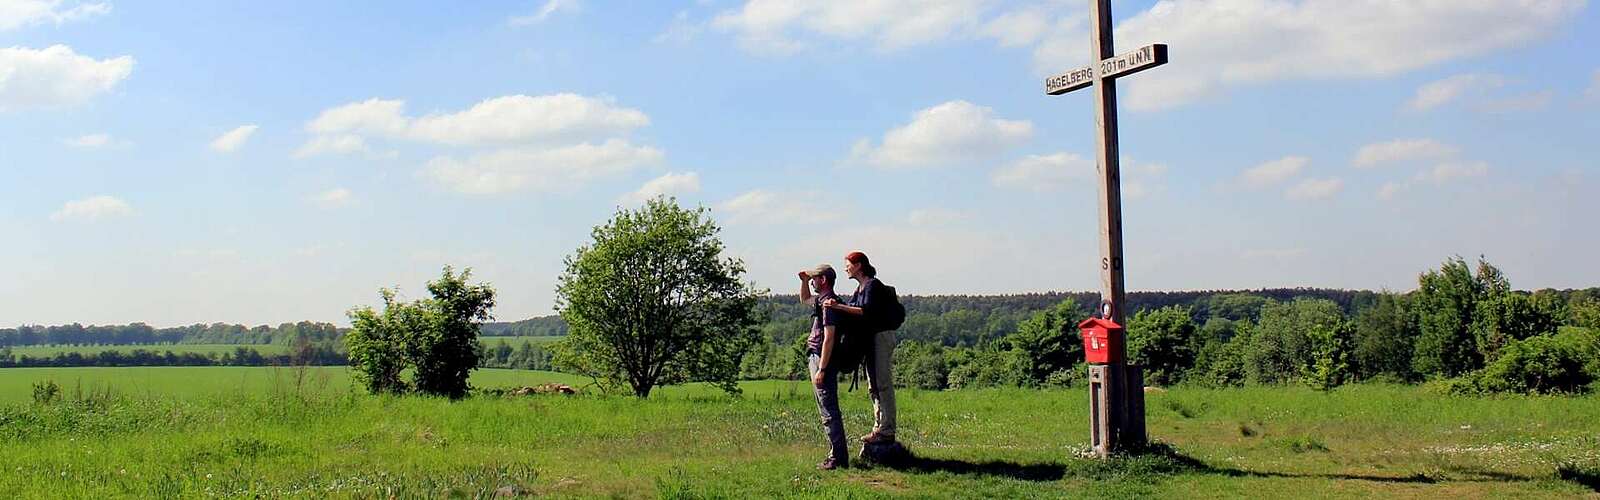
[554,198,763,398]
[1303,320,1355,391]
[1003,299,1084,386]
[346,289,429,395]
[1126,305,1198,386]
[1412,256,1489,377]
[345,267,496,398]
[1354,293,1417,381]
[409,267,495,399]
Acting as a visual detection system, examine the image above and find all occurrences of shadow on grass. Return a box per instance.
[1557,463,1600,492]
[882,442,1551,487]
[885,456,1069,482]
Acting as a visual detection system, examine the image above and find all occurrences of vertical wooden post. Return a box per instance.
[1090,0,1126,327]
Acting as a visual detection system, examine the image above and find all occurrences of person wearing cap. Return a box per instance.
[799,263,848,470]
[823,251,898,446]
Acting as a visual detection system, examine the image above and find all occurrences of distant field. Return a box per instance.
[3,336,559,360]
[6,343,290,358]
[0,366,806,405]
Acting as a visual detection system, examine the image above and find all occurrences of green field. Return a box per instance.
[1,367,1597,498]
[7,343,291,358]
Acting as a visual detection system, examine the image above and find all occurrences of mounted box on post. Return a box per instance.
[1077,317,1125,365]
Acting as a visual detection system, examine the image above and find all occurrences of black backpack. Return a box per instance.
[828,280,905,377]
[868,282,907,333]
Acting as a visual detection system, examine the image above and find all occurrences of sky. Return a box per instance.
[2,0,1598,327]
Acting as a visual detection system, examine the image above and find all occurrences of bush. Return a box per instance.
[31,380,61,405]
[1455,334,1592,395]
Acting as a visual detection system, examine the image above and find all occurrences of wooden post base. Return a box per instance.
[1089,364,1146,457]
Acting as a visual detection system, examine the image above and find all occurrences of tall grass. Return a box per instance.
[0,371,1596,497]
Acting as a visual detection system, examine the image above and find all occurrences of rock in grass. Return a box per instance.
[494,484,527,497]
[858,441,912,466]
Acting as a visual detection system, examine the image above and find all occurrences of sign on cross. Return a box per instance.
[1042,0,1169,458]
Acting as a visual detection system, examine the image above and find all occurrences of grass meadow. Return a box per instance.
[1,367,1598,498]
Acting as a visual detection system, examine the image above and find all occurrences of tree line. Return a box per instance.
[0,343,345,368]
[838,257,1599,395]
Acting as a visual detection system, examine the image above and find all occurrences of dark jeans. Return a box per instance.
[808,353,847,463]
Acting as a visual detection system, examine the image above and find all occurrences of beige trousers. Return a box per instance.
[864,330,897,437]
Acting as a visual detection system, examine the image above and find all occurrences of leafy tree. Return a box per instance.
[1206,294,1272,322]
[1412,256,1488,377]
[1002,299,1084,386]
[1472,292,1560,362]
[1354,293,1417,381]
[408,266,495,399]
[345,289,431,395]
[945,347,1028,389]
[1247,298,1345,385]
[553,198,763,398]
[1569,296,1600,329]
[894,340,950,390]
[1190,318,1247,387]
[1126,305,1198,386]
[1457,334,1593,395]
[1303,319,1355,391]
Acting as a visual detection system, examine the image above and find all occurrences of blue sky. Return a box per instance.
[3,0,1597,327]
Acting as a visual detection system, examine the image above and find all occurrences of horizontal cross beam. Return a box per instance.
[1044,43,1168,95]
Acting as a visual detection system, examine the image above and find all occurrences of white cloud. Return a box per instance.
[1414,161,1489,184]
[509,0,580,26]
[0,0,111,31]
[1406,73,1505,111]
[980,7,1050,48]
[1377,181,1408,200]
[1353,139,1459,168]
[292,134,369,158]
[716,189,838,226]
[309,187,352,208]
[1239,156,1307,188]
[49,194,130,221]
[620,171,701,205]
[60,132,110,148]
[1475,90,1553,113]
[852,100,1032,168]
[422,139,663,195]
[991,152,1093,191]
[299,94,649,154]
[1032,0,1582,111]
[712,0,990,54]
[209,125,258,153]
[0,45,133,111]
[654,10,705,44]
[1284,177,1343,201]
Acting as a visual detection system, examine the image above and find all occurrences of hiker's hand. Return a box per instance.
[812,370,825,387]
[798,271,810,281]
[822,298,838,308]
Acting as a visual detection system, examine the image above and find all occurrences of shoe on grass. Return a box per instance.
[860,432,896,444]
[817,457,847,470]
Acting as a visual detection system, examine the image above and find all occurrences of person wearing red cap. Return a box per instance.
[824,251,898,445]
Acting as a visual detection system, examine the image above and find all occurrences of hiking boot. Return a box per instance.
[860,431,896,444]
[817,457,847,470]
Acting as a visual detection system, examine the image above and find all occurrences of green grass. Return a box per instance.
[0,370,1597,498]
[7,343,291,358]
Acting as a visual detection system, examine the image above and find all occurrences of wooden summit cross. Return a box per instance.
[1043,0,1168,458]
